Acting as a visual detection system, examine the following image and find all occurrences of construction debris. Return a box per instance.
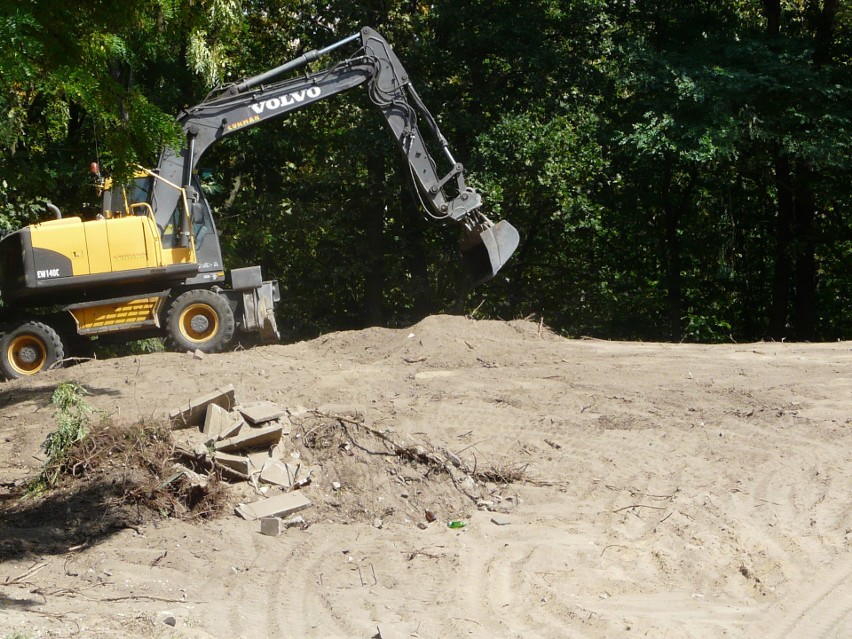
[259,459,307,488]
[235,492,312,521]
[169,385,236,429]
[167,386,525,529]
[260,517,286,536]
[202,404,231,439]
[214,423,283,453]
[168,388,313,523]
[212,452,251,478]
[240,401,287,425]
[259,514,306,536]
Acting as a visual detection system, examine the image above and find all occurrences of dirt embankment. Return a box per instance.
[1,315,851,639]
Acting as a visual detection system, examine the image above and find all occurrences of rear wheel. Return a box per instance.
[0,321,65,379]
[166,289,235,353]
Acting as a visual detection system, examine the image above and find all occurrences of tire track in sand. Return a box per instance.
[454,520,599,638]
[752,554,852,639]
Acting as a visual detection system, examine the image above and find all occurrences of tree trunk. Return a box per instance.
[768,155,793,339]
[762,0,781,36]
[659,156,692,342]
[814,0,840,66]
[663,205,682,342]
[793,172,817,340]
[362,151,386,326]
[399,189,432,319]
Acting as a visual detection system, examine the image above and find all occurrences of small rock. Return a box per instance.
[283,515,306,529]
[490,515,511,526]
[157,611,177,627]
[417,522,428,530]
[373,518,384,529]
[332,481,342,491]
[288,405,309,418]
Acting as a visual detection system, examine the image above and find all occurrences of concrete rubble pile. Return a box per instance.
[168,384,312,534]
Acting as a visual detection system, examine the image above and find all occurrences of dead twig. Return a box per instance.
[404,549,443,561]
[5,560,51,584]
[600,544,629,556]
[612,504,667,514]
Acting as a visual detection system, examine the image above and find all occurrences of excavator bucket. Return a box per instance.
[462,220,520,286]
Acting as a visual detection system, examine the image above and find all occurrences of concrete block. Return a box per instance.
[240,402,285,425]
[212,452,251,477]
[490,515,512,526]
[169,385,236,429]
[214,424,283,453]
[203,403,231,439]
[260,517,284,537]
[235,492,312,521]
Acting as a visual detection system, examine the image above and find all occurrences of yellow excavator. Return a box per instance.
[0,27,519,379]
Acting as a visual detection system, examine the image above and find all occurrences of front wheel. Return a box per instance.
[0,321,66,379]
[165,289,235,353]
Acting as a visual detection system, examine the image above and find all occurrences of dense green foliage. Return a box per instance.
[1,0,849,342]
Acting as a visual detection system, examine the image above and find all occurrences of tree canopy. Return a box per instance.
[1,0,850,342]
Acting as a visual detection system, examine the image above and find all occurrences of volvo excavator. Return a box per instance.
[0,27,519,379]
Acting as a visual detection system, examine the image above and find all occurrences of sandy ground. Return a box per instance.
[0,314,850,639]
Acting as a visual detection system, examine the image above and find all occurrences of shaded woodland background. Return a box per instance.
[1,0,849,342]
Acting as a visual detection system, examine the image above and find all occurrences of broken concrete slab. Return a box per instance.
[235,492,312,521]
[169,385,236,429]
[490,515,512,526]
[240,401,285,425]
[259,460,300,488]
[214,424,283,453]
[202,403,231,439]
[218,414,245,441]
[212,452,251,478]
[246,451,273,473]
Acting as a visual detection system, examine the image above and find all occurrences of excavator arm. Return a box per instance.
[151,27,518,284]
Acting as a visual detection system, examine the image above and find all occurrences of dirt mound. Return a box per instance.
[1,315,850,639]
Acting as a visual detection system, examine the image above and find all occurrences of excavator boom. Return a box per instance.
[151,27,518,283]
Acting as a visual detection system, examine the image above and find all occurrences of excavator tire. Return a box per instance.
[165,289,235,353]
[0,321,65,379]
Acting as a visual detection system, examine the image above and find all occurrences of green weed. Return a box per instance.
[27,381,97,494]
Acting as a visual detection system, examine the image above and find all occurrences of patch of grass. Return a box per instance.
[95,337,165,357]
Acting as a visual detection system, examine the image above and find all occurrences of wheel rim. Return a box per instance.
[178,303,220,344]
[7,334,48,375]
